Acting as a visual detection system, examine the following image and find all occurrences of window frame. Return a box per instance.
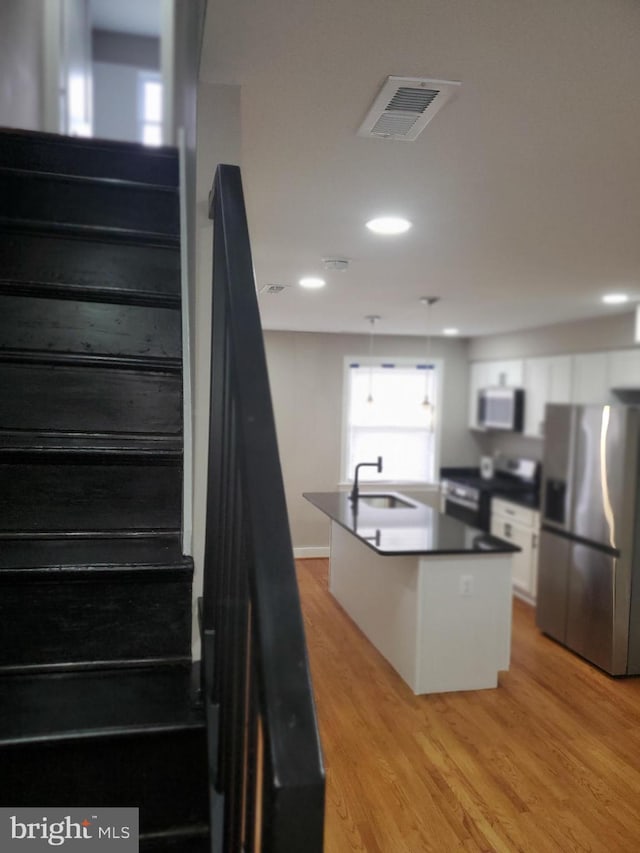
[340,355,444,486]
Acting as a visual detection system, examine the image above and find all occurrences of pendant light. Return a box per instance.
[364,314,380,403]
[420,297,439,429]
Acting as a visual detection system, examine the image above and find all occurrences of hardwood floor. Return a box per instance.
[296,558,640,852]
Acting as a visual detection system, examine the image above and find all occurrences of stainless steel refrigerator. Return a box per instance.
[537,404,640,675]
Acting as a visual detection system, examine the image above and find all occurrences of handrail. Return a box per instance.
[202,164,325,852]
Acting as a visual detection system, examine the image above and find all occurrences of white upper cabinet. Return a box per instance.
[468,362,489,429]
[523,356,572,438]
[571,352,610,403]
[607,349,640,390]
[487,360,524,387]
[469,348,640,437]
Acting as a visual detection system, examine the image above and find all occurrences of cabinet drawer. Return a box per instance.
[491,497,538,528]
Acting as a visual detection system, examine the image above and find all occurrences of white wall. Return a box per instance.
[92,29,160,69]
[171,0,206,563]
[190,81,242,658]
[0,0,43,130]
[264,330,477,549]
[92,27,163,145]
[92,62,139,142]
[469,310,636,361]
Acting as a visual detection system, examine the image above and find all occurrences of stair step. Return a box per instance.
[0,545,192,671]
[0,128,179,186]
[0,227,180,307]
[0,362,182,433]
[0,663,200,743]
[140,827,210,853]
[0,350,182,371]
[0,665,208,836]
[0,217,179,248]
[0,294,181,361]
[0,458,182,533]
[0,431,182,456]
[0,169,179,236]
[0,532,185,569]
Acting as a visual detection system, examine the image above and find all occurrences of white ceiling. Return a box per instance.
[90,0,162,37]
[200,0,640,338]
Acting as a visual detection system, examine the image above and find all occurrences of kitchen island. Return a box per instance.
[304,491,519,695]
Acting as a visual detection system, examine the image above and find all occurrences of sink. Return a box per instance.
[358,494,415,509]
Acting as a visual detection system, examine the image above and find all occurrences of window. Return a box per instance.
[68,74,92,137]
[342,358,440,484]
[138,73,163,146]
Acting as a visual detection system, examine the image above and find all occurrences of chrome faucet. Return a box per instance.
[350,456,383,503]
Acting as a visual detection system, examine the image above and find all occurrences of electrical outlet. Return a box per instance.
[459,574,474,596]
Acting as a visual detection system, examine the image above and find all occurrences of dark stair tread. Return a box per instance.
[0,431,182,457]
[0,533,187,570]
[0,228,181,307]
[0,458,182,532]
[0,217,180,247]
[140,827,210,853]
[0,348,182,372]
[0,663,203,745]
[0,170,179,236]
[0,278,181,309]
[0,127,179,186]
[0,293,181,360]
[0,165,178,192]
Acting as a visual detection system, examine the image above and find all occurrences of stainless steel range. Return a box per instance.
[441,456,539,532]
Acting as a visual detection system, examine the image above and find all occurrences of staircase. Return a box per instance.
[0,129,208,852]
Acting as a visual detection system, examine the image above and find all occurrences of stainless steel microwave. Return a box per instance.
[478,387,524,431]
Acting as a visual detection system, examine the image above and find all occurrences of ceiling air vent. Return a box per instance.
[259,284,289,295]
[357,76,461,142]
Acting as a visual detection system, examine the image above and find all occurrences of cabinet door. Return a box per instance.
[571,352,610,403]
[490,516,533,594]
[523,356,572,438]
[523,358,548,438]
[530,529,539,600]
[468,362,489,429]
[487,359,523,388]
[608,349,640,389]
[548,356,572,403]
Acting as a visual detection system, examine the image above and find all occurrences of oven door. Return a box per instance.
[445,494,481,528]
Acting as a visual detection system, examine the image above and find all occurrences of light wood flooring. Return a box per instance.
[296,558,640,852]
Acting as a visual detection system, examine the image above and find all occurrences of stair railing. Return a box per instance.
[202,164,325,852]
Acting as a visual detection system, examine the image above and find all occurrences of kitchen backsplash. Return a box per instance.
[472,430,544,464]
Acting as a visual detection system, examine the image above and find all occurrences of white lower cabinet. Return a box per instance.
[490,498,540,602]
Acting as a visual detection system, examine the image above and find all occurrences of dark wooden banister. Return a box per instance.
[202,164,325,851]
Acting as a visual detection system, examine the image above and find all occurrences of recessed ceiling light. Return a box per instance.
[366,216,412,235]
[443,327,459,336]
[299,276,326,289]
[602,293,629,305]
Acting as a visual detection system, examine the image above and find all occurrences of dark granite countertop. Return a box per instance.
[303,491,520,557]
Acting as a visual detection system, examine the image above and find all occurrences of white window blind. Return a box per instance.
[343,361,438,483]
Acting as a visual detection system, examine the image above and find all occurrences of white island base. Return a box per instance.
[329,522,513,695]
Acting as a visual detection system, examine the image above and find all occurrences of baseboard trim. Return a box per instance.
[513,588,536,607]
[293,547,330,559]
